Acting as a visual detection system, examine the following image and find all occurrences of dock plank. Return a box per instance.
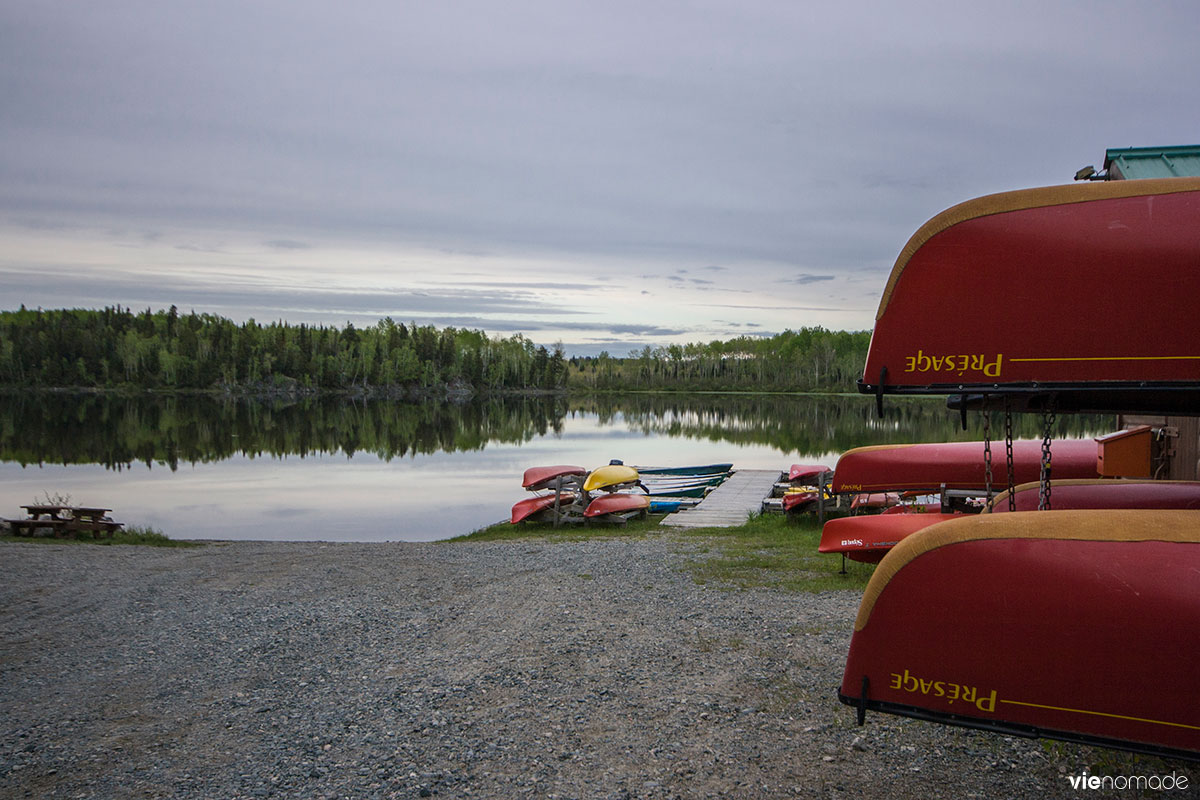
[659,469,781,528]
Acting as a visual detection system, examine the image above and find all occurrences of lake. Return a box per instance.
[0,392,1112,541]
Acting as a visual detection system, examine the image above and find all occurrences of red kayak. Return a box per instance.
[782,490,819,512]
[857,178,1200,415]
[832,439,1098,494]
[789,464,831,483]
[583,493,650,519]
[511,493,577,524]
[839,510,1200,761]
[848,492,900,511]
[819,512,962,563]
[989,479,1200,513]
[522,465,587,491]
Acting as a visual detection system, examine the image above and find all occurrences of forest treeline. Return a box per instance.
[0,306,872,395]
[567,328,871,392]
[0,306,567,394]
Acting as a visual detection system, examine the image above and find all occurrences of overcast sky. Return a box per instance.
[2,1,1197,355]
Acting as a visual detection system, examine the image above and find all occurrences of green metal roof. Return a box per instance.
[1104,145,1200,179]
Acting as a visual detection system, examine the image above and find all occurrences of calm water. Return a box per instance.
[0,392,1112,541]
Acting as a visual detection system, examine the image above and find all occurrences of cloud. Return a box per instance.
[0,261,595,321]
[1,1,1199,350]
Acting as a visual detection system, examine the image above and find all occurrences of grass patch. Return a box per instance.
[450,508,874,594]
[677,512,877,593]
[2,524,203,548]
[450,513,668,542]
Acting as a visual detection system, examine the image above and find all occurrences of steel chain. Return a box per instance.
[1038,409,1056,510]
[982,408,993,505]
[1004,403,1016,512]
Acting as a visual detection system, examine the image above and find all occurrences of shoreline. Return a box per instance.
[1,538,1184,799]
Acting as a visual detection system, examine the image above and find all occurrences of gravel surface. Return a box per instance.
[1,537,1191,799]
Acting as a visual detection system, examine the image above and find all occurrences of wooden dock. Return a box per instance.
[660,469,781,528]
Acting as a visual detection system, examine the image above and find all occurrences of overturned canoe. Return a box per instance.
[782,489,819,512]
[640,474,728,489]
[848,492,901,512]
[839,510,1200,761]
[857,178,1200,415]
[582,464,641,492]
[522,465,587,491]
[819,512,962,563]
[647,498,700,514]
[639,473,728,498]
[789,464,831,483]
[584,493,650,519]
[832,439,1098,495]
[988,479,1200,513]
[634,462,733,477]
[637,483,713,499]
[511,493,578,524]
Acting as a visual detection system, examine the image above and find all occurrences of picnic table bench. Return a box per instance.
[6,505,124,539]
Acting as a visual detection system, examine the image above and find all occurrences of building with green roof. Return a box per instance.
[1077,144,1200,180]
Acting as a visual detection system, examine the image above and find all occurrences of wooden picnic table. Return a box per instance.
[8,505,123,538]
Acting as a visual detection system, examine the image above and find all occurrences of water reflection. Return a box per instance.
[0,392,1114,541]
[0,392,570,469]
[572,393,1109,454]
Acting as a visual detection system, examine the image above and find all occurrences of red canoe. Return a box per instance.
[989,479,1200,513]
[856,178,1200,415]
[839,510,1200,761]
[831,439,1098,494]
[848,492,901,512]
[583,493,650,519]
[511,493,577,524]
[782,490,819,512]
[522,465,587,491]
[789,464,831,483]
[819,512,962,563]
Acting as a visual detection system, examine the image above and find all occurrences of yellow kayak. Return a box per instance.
[583,464,641,492]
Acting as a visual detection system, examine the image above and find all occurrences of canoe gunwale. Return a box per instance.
[836,692,1200,764]
[858,382,1200,417]
[854,510,1200,632]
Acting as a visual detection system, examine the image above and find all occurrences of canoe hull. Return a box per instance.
[819,513,962,563]
[832,439,1098,494]
[989,479,1200,513]
[511,493,577,524]
[634,463,733,477]
[584,493,650,519]
[639,484,711,499]
[522,465,586,491]
[789,464,831,483]
[583,464,641,492]
[782,490,818,512]
[839,510,1200,761]
[848,492,901,512]
[858,179,1200,414]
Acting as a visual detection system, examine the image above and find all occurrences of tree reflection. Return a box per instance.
[571,394,1113,456]
[0,393,571,470]
[0,391,1113,470]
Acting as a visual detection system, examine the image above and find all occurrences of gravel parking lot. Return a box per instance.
[0,538,1187,799]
